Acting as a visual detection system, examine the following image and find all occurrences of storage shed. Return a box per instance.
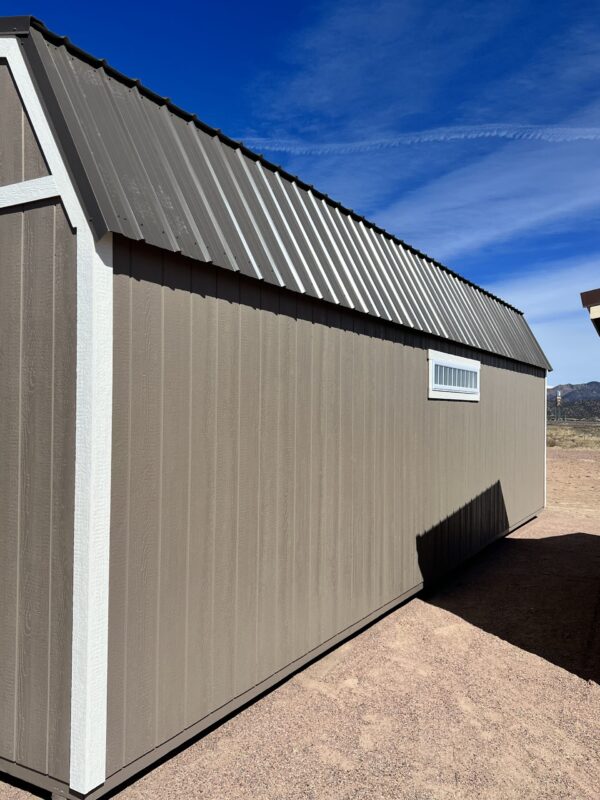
[0,16,551,800]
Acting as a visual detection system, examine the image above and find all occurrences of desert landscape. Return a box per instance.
[2,439,599,800]
[547,422,600,450]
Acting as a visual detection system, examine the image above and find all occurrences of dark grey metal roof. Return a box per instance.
[2,16,551,370]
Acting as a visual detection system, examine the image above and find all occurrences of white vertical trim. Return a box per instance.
[0,37,113,794]
[544,375,547,509]
[70,231,113,792]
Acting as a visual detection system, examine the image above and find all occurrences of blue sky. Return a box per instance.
[19,0,600,384]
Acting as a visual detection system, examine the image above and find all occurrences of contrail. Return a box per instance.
[241,124,600,155]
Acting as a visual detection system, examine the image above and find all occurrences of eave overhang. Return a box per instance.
[581,288,600,337]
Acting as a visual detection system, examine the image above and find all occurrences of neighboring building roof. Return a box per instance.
[0,15,551,370]
[581,288,600,337]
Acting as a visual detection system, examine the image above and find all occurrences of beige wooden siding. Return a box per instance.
[107,238,545,776]
[0,199,76,782]
[0,63,48,187]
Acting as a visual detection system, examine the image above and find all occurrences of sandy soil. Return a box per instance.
[2,448,599,800]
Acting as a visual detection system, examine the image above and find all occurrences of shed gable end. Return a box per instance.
[0,61,48,186]
[0,35,114,796]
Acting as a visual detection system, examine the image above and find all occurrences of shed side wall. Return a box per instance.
[0,62,48,186]
[107,239,545,775]
[0,199,76,782]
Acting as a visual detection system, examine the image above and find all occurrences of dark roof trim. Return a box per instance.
[0,15,33,34]
[0,15,524,316]
[581,288,600,309]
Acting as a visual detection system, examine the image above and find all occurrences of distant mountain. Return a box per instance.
[547,381,600,420]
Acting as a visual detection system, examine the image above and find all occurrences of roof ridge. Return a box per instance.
[0,14,523,315]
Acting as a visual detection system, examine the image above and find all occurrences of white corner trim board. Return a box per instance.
[0,37,113,795]
[0,175,59,209]
[70,229,113,794]
[544,376,547,509]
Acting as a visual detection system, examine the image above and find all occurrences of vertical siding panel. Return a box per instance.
[212,271,240,708]
[0,65,24,186]
[398,336,410,592]
[186,264,218,724]
[434,382,447,571]
[364,324,376,613]
[390,329,402,594]
[409,342,424,587]
[394,338,404,588]
[0,65,48,186]
[351,316,366,621]
[339,318,354,629]
[22,110,48,183]
[235,281,261,696]
[277,293,297,666]
[323,307,340,636]
[383,337,395,602]
[257,285,280,678]
[308,304,326,648]
[125,243,162,764]
[293,302,313,657]
[157,258,191,742]
[372,323,385,606]
[0,208,23,762]
[107,237,132,775]
[46,204,75,782]
[16,203,54,772]
[0,204,74,779]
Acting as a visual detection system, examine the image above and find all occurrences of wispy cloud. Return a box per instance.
[251,0,518,135]
[487,255,600,384]
[374,124,600,262]
[244,124,600,155]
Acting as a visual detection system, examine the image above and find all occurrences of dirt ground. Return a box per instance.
[2,448,599,800]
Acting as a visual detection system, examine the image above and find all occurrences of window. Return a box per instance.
[428,349,480,401]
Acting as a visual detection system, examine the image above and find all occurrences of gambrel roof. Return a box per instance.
[0,15,551,370]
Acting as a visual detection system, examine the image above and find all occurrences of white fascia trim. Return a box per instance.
[0,175,59,209]
[0,38,113,794]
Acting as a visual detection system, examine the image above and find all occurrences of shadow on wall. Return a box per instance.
[422,525,600,684]
[416,481,510,586]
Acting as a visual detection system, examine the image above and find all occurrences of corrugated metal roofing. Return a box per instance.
[3,16,551,370]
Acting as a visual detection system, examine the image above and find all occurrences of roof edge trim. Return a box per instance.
[0,15,34,35]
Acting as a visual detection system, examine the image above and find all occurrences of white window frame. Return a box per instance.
[428,349,480,402]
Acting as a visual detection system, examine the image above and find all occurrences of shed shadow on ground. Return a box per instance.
[418,492,600,683]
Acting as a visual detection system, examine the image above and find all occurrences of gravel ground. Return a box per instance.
[2,448,599,800]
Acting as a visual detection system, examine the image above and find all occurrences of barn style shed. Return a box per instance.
[0,15,551,800]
